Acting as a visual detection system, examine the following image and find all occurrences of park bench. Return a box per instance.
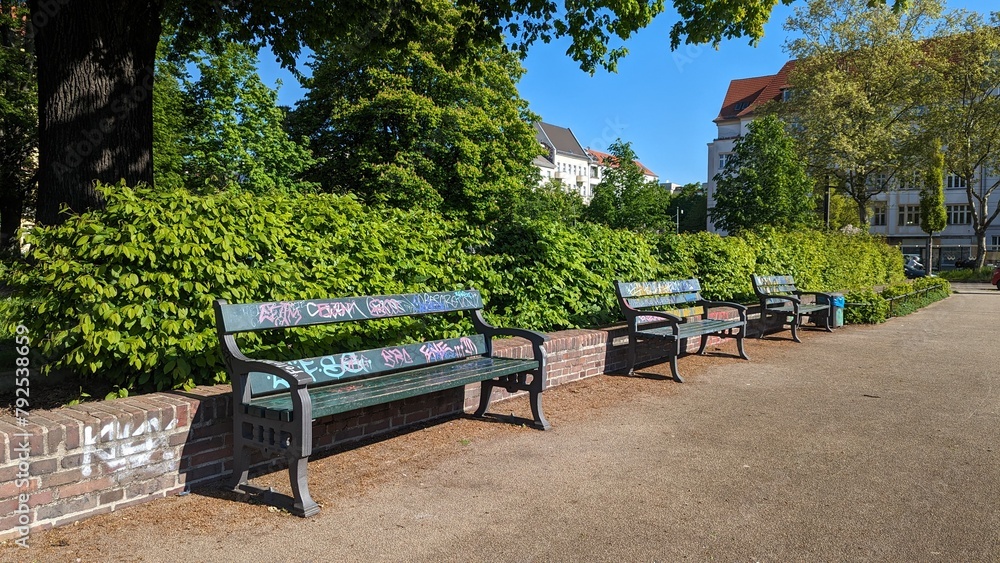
[213,289,550,517]
[751,275,833,342]
[614,279,749,383]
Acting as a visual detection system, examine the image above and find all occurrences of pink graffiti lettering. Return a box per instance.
[381,348,414,369]
[258,302,302,326]
[420,341,456,362]
[306,301,359,320]
[367,297,408,317]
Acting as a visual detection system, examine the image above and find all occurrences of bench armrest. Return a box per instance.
[232,357,315,390]
[700,300,748,322]
[471,310,549,363]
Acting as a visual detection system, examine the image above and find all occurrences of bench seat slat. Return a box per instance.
[247,357,538,421]
[764,303,828,314]
[636,318,746,340]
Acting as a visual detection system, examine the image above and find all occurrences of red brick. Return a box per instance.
[29,458,58,475]
[40,468,85,489]
[98,489,125,505]
[34,493,98,521]
[0,478,37,499]
[25,489,54,507]
[0,514,32,541]
[0,420,46,456]
[57,476,114,499]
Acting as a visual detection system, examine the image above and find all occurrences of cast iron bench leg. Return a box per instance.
[529,389,552,431]
[473,380,496,419]
[696,333,709,355]
[791,316,802,343]
[229,443,251,491]
[737,329,750,360]
[626,334,637,375]
[289,455,320,517]
[669,340,684,383]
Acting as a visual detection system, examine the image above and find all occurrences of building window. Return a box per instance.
[719,153,731,171]
[900,171,921,190]
[782,89,792,102]
[991,235,1000,249]
[898,205,920,227]
[947,174,967,188]
[871,204,887,226]
[591,166,599,178]
[947,204,972,225]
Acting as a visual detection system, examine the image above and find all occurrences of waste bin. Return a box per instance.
[818,293,845,328]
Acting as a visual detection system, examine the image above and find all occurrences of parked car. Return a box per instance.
[992,265,1000,290]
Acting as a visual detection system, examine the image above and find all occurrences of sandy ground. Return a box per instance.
[2,284,998,562]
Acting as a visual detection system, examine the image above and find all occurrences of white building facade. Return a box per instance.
[534,122,660,204]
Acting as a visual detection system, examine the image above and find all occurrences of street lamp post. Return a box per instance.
[676,207,684,234]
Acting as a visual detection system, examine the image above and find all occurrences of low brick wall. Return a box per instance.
[1,315,775,541]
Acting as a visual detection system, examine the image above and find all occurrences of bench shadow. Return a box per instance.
[182,405,472,514]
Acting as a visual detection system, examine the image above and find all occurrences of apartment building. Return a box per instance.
[707,61,1000,264]
[534,122,659,204]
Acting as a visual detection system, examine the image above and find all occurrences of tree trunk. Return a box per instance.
[30,0,162,225]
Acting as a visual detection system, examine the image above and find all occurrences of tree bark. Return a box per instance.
[30,0,162,225]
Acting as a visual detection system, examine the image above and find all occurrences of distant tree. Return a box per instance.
[781,0,943,225]
[153,37,318,194]
[585,139,673,231]
[711,115,816,233]
[673,182,707,233]
[516,180,585,224]
[289,9,541,224]
[919,139,947,273]
[0,3,35,249]
[922,13,1000,267]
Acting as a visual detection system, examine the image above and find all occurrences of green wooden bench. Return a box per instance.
[614,279,749,383]
[751,275,833,342]
[214,289,549,517]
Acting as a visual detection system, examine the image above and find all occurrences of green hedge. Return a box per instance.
[845,276,951,324]
[4,185,905,392]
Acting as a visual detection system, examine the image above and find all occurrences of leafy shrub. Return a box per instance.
[486,219,665,329]
[845,276,950,324]
[843,289,890,324]
[5,184,907,395]
[5,184,494,391]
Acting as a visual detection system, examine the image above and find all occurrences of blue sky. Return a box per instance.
[260,0,990,187]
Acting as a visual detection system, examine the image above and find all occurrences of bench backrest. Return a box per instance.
[752,275,799,306]
[614,279,704,322]
[215,290,490,396]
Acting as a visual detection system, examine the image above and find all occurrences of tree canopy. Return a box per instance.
[585,139,673,231]
[780,0,944,226]
[921,11,1000,266]
[153,37,318,194]
[711,115,816,233]
[22,0,911,225]
[288,7,541,224]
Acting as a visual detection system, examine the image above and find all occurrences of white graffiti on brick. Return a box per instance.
[81,417,178,477]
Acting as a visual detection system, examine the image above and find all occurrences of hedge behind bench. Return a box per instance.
[4,185,902,393]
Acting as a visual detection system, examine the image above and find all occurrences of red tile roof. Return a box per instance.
[586,149,657,178]
[715,60,797,122]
